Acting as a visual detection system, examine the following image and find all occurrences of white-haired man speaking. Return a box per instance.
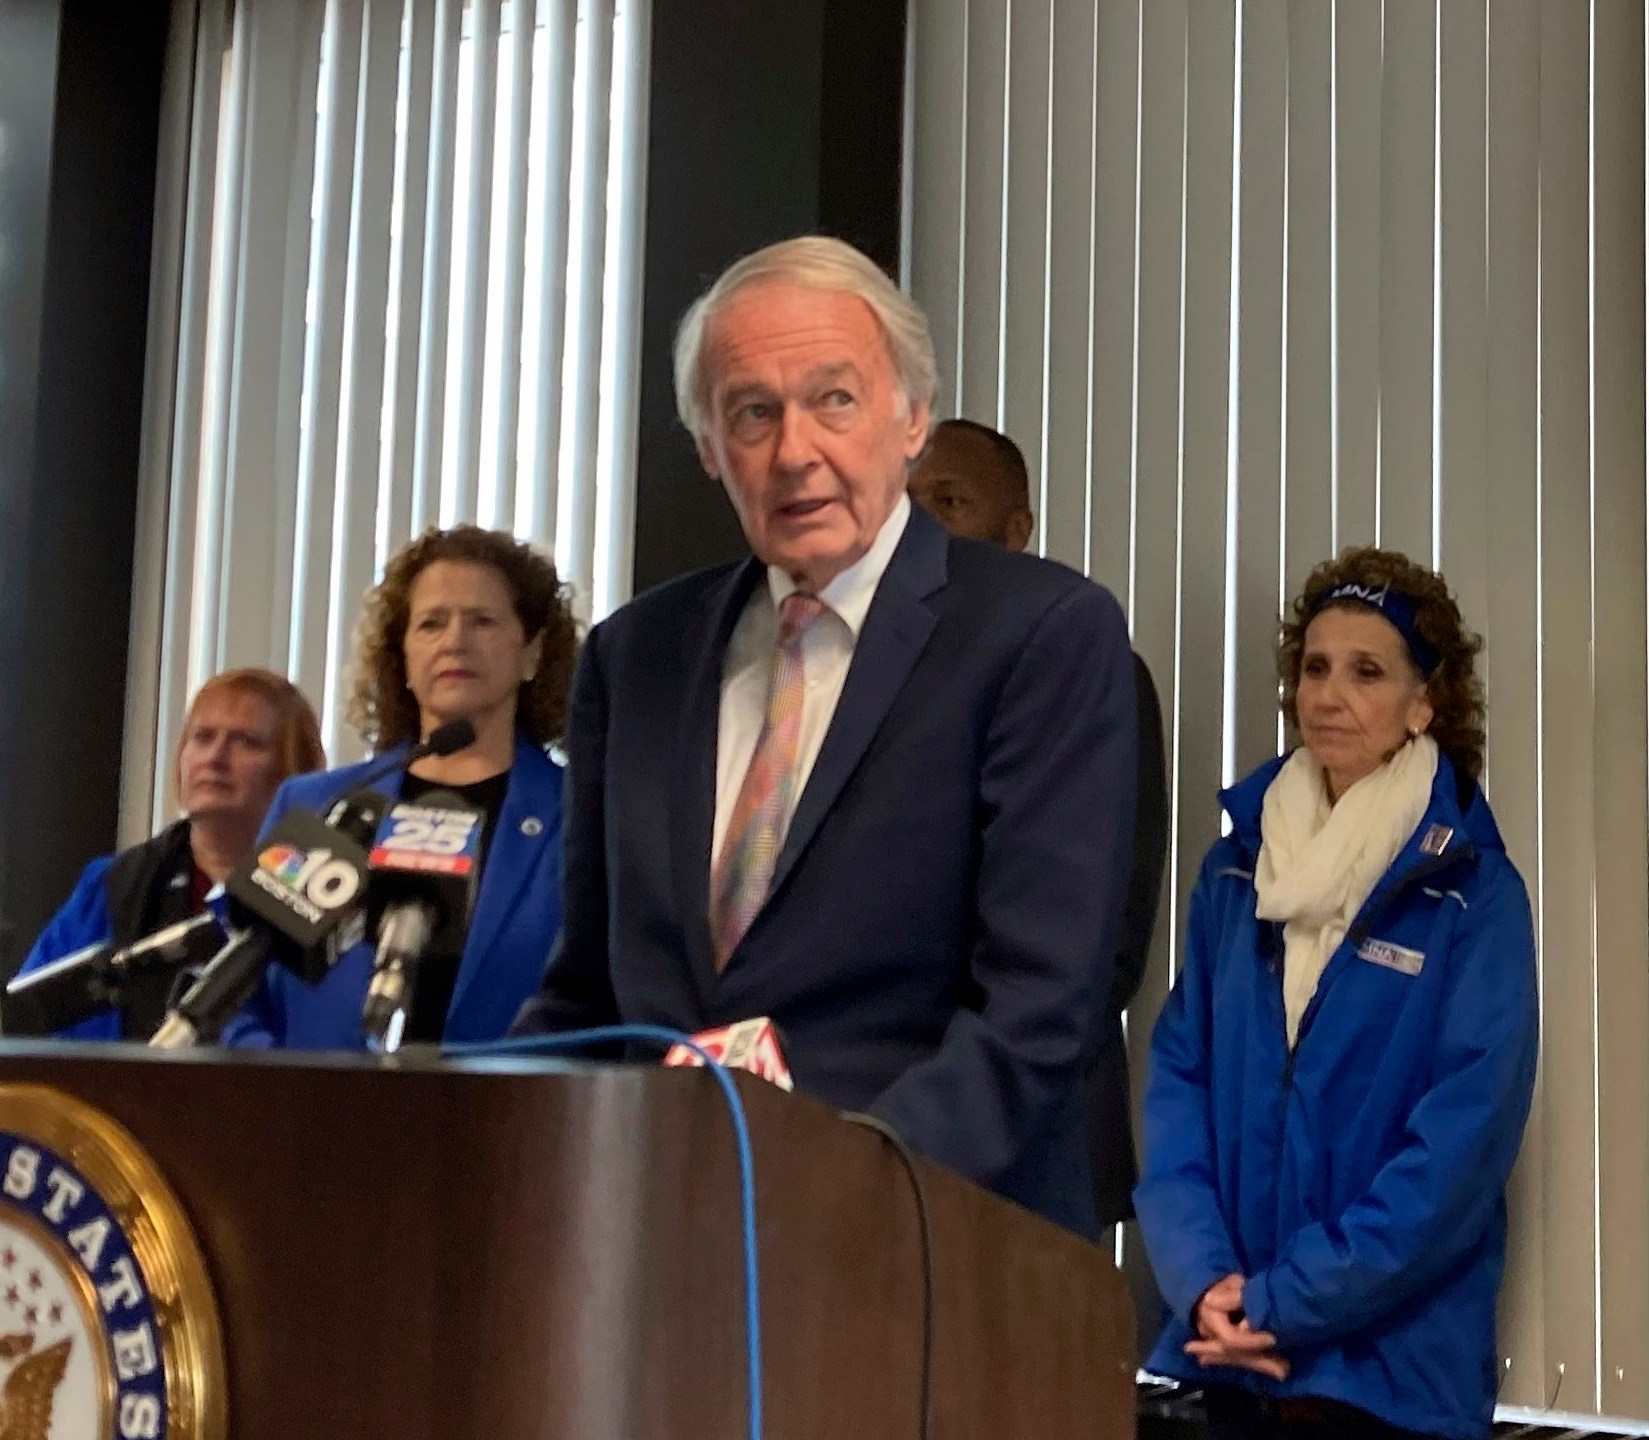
[512,236,1136,1237]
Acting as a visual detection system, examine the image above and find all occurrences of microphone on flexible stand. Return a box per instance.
[2,912,225,1036]
[147,720,480,1050]
[148,791,384,1049]
[360,789,483,1053]
[335,719,477,800]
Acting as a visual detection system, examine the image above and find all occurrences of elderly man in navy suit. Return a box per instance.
[513,236,1136,1238]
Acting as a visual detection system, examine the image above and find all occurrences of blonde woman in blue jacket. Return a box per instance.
[1136,549,1538,1440]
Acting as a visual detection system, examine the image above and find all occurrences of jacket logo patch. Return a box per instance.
[1358,937,1425,976]
[1419,824,1453,856]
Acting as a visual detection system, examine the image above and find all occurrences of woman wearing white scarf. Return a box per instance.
[1257,730,1438,1047]
[1135,549,1539,1440]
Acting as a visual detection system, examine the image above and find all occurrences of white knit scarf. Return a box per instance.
[1254,733,1439,1046]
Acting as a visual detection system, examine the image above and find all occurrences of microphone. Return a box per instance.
[662,1017,794,1091]
[2,911,224,1036]
[149,792,386,1049]
[147,724,477,1050]
[148,930,269,1050]
[335,719,476,802]
[360,789,482,1053]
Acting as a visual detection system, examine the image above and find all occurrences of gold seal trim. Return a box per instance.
[0,1084,227,1440]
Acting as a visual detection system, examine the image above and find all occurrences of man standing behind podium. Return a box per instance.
[513,237,1137,1238]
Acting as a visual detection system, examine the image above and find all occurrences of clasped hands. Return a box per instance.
[1185,1272,1291,1380]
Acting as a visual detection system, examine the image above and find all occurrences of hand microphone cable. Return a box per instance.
[841,1111,935,1440]
[447,1026,764,1440]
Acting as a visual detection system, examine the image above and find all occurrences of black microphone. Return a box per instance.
[360,789,483,1052]
[148,792,386,1049]
[336,719,477,801]
[2,911,224,1036]
[146,725,477,1050]
[148,930,270,1050]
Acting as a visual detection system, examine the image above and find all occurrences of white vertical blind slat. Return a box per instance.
[958,0,1008,424]
[1130,0,1186,715]
[561,0,614,609]
[410,0,464,535]
[123,0,221,842]
[906,0,966,416]
[1000,0,1051,547]
[1435,0,1488,659]
[1535,0,1597,1410]
[151,0,231,827]
[1087,0,1141,597]
[385,0,438,555]
[194,0,252,682]
[521,0,576,548]
[216,0,315,672]
[1283,0,1331,600]
[448,0,501,522]
[1171,0,1235,988]
[593,0,651,617]
[1123,0,1236,1318]
[325,0,403,762]
[487,0,535,528]
[263,2,328,668]
[1128,11,1187,1187]
[1041,0,1098,573]
[1230,0,1287,772]
[1589,0,1649,1417]
[1482,0,1544,1406]
[1375,0,1436,560]
[1331,0,1382,549]
[290,0,366,704]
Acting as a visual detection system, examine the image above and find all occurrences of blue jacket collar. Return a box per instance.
[450,737,562,1018]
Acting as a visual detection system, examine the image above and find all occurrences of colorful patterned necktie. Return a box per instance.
[710,591,827,970]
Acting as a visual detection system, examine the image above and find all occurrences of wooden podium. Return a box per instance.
[0,1044,1135,1438]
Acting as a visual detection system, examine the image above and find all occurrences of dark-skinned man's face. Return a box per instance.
[908,426,1034,552]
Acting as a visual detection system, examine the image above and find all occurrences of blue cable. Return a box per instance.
[444,1026,762,1440]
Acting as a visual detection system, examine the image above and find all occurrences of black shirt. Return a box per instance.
[123,839,212,1039]
[396,768,511,1042]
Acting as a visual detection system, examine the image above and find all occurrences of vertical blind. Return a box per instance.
[121,0,650,836]
[908,0,1649,1426]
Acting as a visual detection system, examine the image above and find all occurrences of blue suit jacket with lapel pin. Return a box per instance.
[223,735,564,1050]
[513,502,1137,1237]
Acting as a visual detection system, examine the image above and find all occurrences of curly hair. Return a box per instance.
[346,525,579,750]
[1278,546,1487,781]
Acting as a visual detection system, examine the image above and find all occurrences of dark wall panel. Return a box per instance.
[630,0,907,595]
[818,0,906,276]
[0,0,66,973]
[0,0,169,971]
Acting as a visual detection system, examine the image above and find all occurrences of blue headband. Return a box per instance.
[1309,580,1441,677]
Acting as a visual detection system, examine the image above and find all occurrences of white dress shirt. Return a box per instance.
[712,492,913,869]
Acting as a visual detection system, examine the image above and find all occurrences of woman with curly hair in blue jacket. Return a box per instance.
[1135,547,1538,1440]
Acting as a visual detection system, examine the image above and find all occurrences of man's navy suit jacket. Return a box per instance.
[513,503,1137,1237]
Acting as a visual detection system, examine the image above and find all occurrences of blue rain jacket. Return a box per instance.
[1135,751,1538,1440]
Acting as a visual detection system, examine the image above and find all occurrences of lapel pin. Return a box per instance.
[520,816,544,837]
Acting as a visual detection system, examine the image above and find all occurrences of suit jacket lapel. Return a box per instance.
[764,507,949,904]
[451,738,556,1015]
[670,558,767,1001]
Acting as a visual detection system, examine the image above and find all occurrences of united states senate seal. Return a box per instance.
[0,1085,224,1440]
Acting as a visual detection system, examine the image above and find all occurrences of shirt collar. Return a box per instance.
[765,491,911,637]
